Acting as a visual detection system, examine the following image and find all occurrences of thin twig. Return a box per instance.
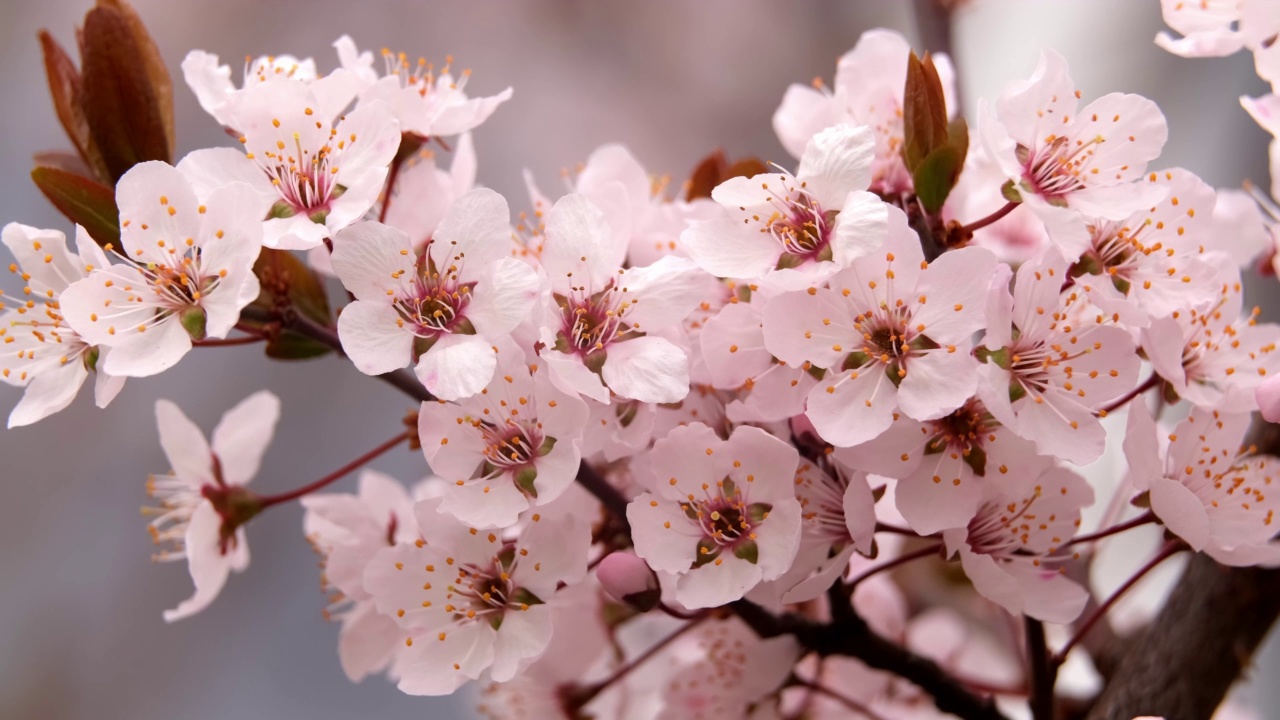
[256,431,410,507]
[1054,541,1185,666]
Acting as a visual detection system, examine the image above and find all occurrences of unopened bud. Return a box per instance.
[596,550,660,612]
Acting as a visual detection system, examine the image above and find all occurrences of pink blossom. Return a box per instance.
[772,29,957,195]
[364,502,590,695]
[627,423,802,608]
[1142,268,1280,410]
[942,464,1094,623]
[144,391,280,622]
[1125,402,1280,566]
[978,248,1140,464]
[835,398,1050,535]
[763,218,997,447]
[981,51,1168,252]
[301,470,419,682]
[538,193,709,404]
[60,161,264,378]
[334,36,512,139]
[416,344,589,528]
[329,190,540,400]
[0,223,125,427]
[181,50,360,131]
[682,124,888,288]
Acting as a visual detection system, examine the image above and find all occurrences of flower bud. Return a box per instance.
[596,550,660,612]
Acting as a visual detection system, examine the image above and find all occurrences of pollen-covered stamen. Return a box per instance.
[392,244,475,338]
[926,399,994,457]
[679,477,768,563]
[243,55,308,85]
[794,462,853,545]
[1019,134,1105,201]
[555,275,637,356]
[477,421,543,472]
[441,546,539,627]
[243,120,349,219]
[751,174,835,262]
[378,48,471,98]
[965,487,1059,562]
[142,473,207,563]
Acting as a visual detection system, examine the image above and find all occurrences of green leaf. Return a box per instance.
[902,52,949,174]
[30,165,119,247]
[913,144,966,215]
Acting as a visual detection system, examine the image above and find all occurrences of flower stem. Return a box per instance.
[1065,511,1155,548]
[1097,375,1160,416]
[791,678,894,720]
[1052,540,1185,665]
[193,335,266,347]
[564,614,707,712]
[846,543,943,589]
[256,431,410,508]
[957,201,1019,235]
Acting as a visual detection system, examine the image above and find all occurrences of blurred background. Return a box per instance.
[0,0,1275,717]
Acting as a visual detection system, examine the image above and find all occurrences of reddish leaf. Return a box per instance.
[97,0,174,159]
[902,51,949,174]
[37,30,110,182]
[79,4,171,181]
[30,165,120,247]
[685,150,769,201]
[686,149,727,201]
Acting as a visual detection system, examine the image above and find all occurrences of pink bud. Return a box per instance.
[596,550,660,611]
[1259,375,1280,423]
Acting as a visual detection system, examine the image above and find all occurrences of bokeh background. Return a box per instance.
[0,1,1276,718]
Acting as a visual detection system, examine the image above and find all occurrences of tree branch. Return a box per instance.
[732,599,1010,720]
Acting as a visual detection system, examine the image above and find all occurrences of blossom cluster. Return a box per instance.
[5,7,1280,720]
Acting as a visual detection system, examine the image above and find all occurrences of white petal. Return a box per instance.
[466,258,540,337]
[331,221,418,302]
[797,124,876,208]
[337,300,414,375]
[163,502,235,622]
[211,390,280,486]
[7,362,87,428]
[600,336,690,403]
[414,334,498,401]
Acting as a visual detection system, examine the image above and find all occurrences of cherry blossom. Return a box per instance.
[628,423,802,608]
[978,247,1140,465]
[302,469,419,682]
[1142,268,1280,410]
[1126,402,1280,566]
[144,391,280,622]
[334,36,512,139]
[942,464,1094,623]
[654,618,799,720]
[538,193,708,404]
[59,161,263,378]
[416,344,589,528]
[772,28,957,194]
[180,79,401,250]
[0,223,125,427]
[1071,168,1222,326]
[329,189,539,400]
[525,143,719,268]
[981,50,1169,253]
[1156,0,1280,84]
[181,49,359,131]
[364,502,590,695]
[835,398,1050,535]
[763,218,997,447]
[682,124,888,288]
[760,459,876,604]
